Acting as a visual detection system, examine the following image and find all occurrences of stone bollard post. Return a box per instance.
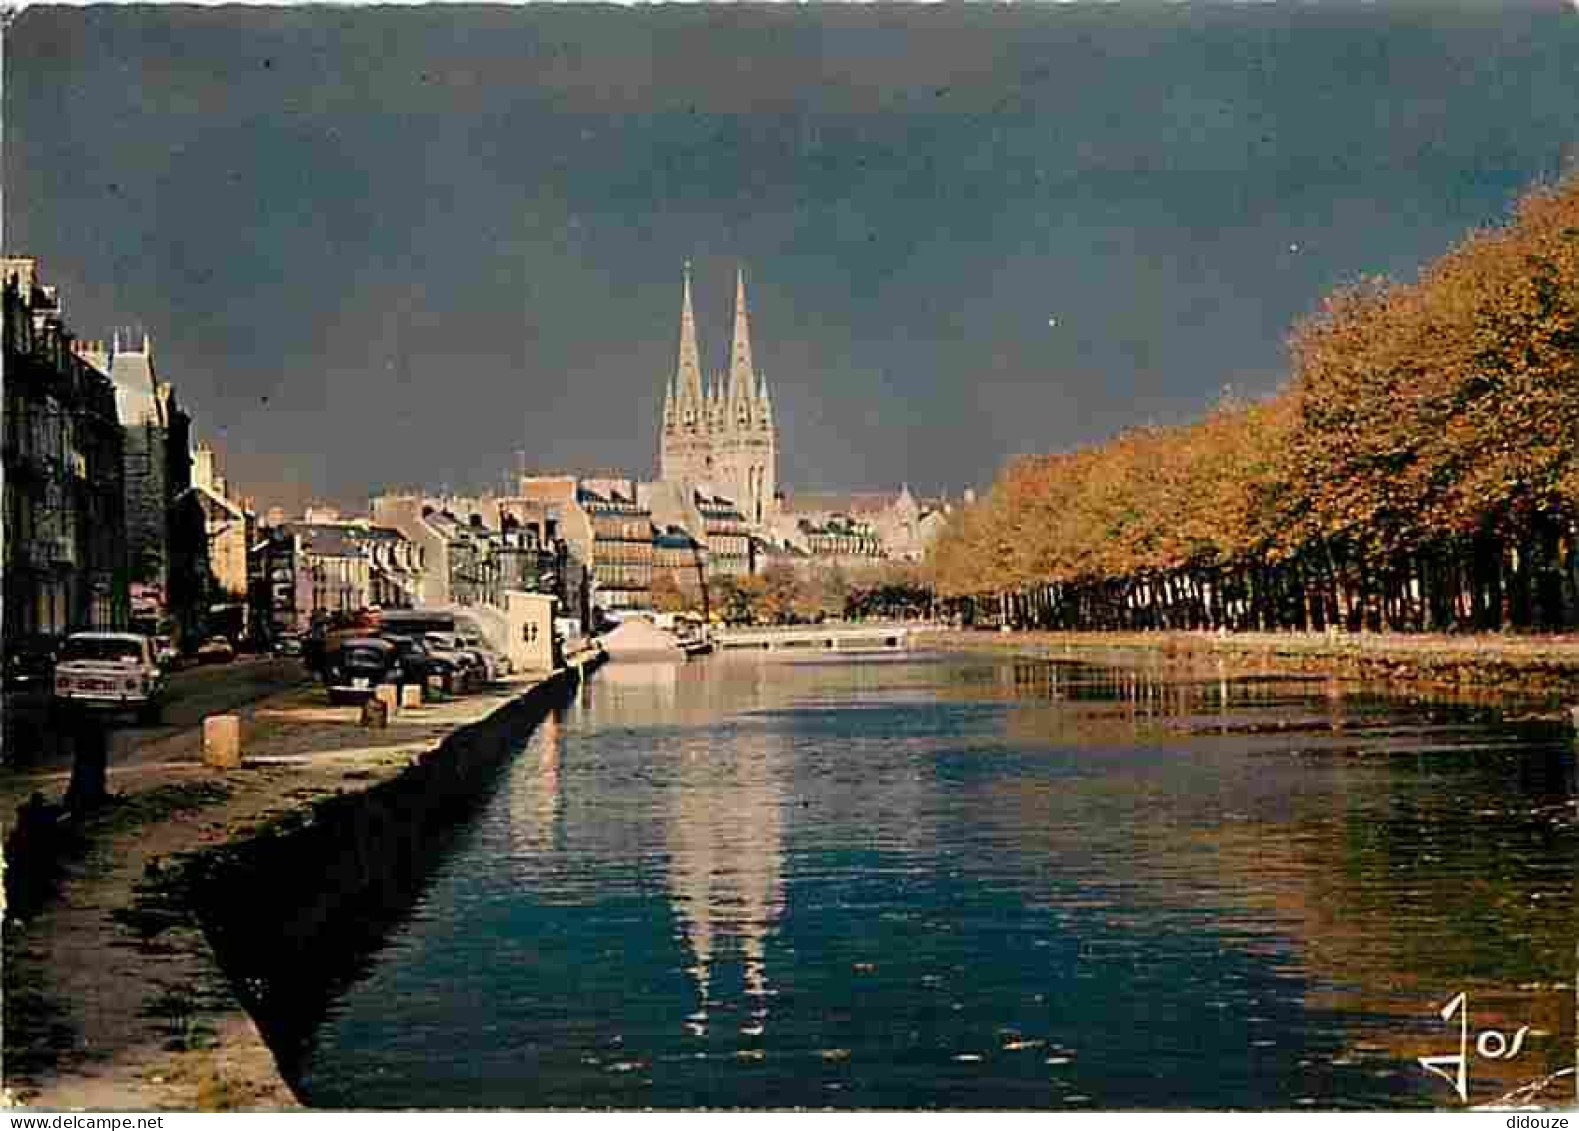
[374,684,400,718]
[361,697,390,728]
[202,714,243,769]
[400,683,423,709]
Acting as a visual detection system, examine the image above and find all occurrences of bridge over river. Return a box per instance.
[711,620,940,652]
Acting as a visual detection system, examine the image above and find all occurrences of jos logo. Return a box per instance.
[1418,991,1531,1103]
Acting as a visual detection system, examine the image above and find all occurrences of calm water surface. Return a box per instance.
[297,653,1576,1109]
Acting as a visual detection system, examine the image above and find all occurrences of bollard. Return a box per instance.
[374,684,400,718]
[361,697,390,728]
[400,683,422,709]
[202,714,243,769]
[64,709,110,811]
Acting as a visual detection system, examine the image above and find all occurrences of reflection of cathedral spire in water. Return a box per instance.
[665,735,785,1037]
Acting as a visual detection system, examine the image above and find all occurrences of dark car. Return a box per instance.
[423,631,485,685]
[4,635,58,695]
[196,635,236,664]
[321,636,399,704]
[304,623,367,677]
[379,633,464,695]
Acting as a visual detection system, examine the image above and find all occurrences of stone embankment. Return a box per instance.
[2,649,602,1111]
[920,628,1579,702]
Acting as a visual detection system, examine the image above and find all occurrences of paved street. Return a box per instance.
[111,655,315,767]
[4,655,313,774]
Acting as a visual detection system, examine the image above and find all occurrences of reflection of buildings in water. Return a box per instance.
[594,658,684,714]
[586,657,770,728]
[665,730,786,1038]
[508,654,943,1035]
[503,658,788,896]
[504,707,565,861]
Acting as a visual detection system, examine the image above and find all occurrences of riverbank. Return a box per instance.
[3,653,600,1110]
[919,628,1579,703]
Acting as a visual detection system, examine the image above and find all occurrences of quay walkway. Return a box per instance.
[713,621,941,652]
[2,646,602,1111]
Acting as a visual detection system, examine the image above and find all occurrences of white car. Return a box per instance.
[53,632,168,724]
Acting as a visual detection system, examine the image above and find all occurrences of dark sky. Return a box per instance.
[8,3,1579,512]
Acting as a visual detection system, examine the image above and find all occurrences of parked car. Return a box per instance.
[150,635,177,669]
[320,636,400,704]
[430,630,496,681]
[303,623,365,675]
[5,635,58,695]
[196,636,236,664]
[53,632,168,724]
[270,633,303,657]
[460,631,512,677]
[419,633,478,693]
[379,633,463,695]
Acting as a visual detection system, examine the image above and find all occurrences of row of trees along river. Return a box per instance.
[651,561,933,624]
[927,174,1579,635]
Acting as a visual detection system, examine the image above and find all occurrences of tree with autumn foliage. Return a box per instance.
[927,171,1579,635]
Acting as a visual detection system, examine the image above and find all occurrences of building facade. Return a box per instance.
[657,266,777,526]
[370,494,458,607]
[373,491,570,613]
[695,491,753,577]
[254,523,370,633]
[354,525,426,610]
[772,486,951,564]
[652,527,708,610]
[250,518,427,639]
[504,476,648,616]
[2,259,129,642]
[800,514,886,564]
[577,478,654,611]
[191,442,257,639]
[495,490,590,630]
[106,333,210,646]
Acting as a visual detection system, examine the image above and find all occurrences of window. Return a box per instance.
[60,634,145,662]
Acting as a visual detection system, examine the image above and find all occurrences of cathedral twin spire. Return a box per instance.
[659,261,778,523]
[665,263,773,437]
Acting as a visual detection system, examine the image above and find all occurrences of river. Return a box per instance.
[294,651,1576,1109]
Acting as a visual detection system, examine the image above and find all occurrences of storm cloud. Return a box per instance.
[8,2,1579,511]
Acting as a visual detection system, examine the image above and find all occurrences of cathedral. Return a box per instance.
[658,265,777,525]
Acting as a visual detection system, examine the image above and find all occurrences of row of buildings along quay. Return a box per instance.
[3,257,960,664]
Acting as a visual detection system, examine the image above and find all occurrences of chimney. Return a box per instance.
[192,443,216,493]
